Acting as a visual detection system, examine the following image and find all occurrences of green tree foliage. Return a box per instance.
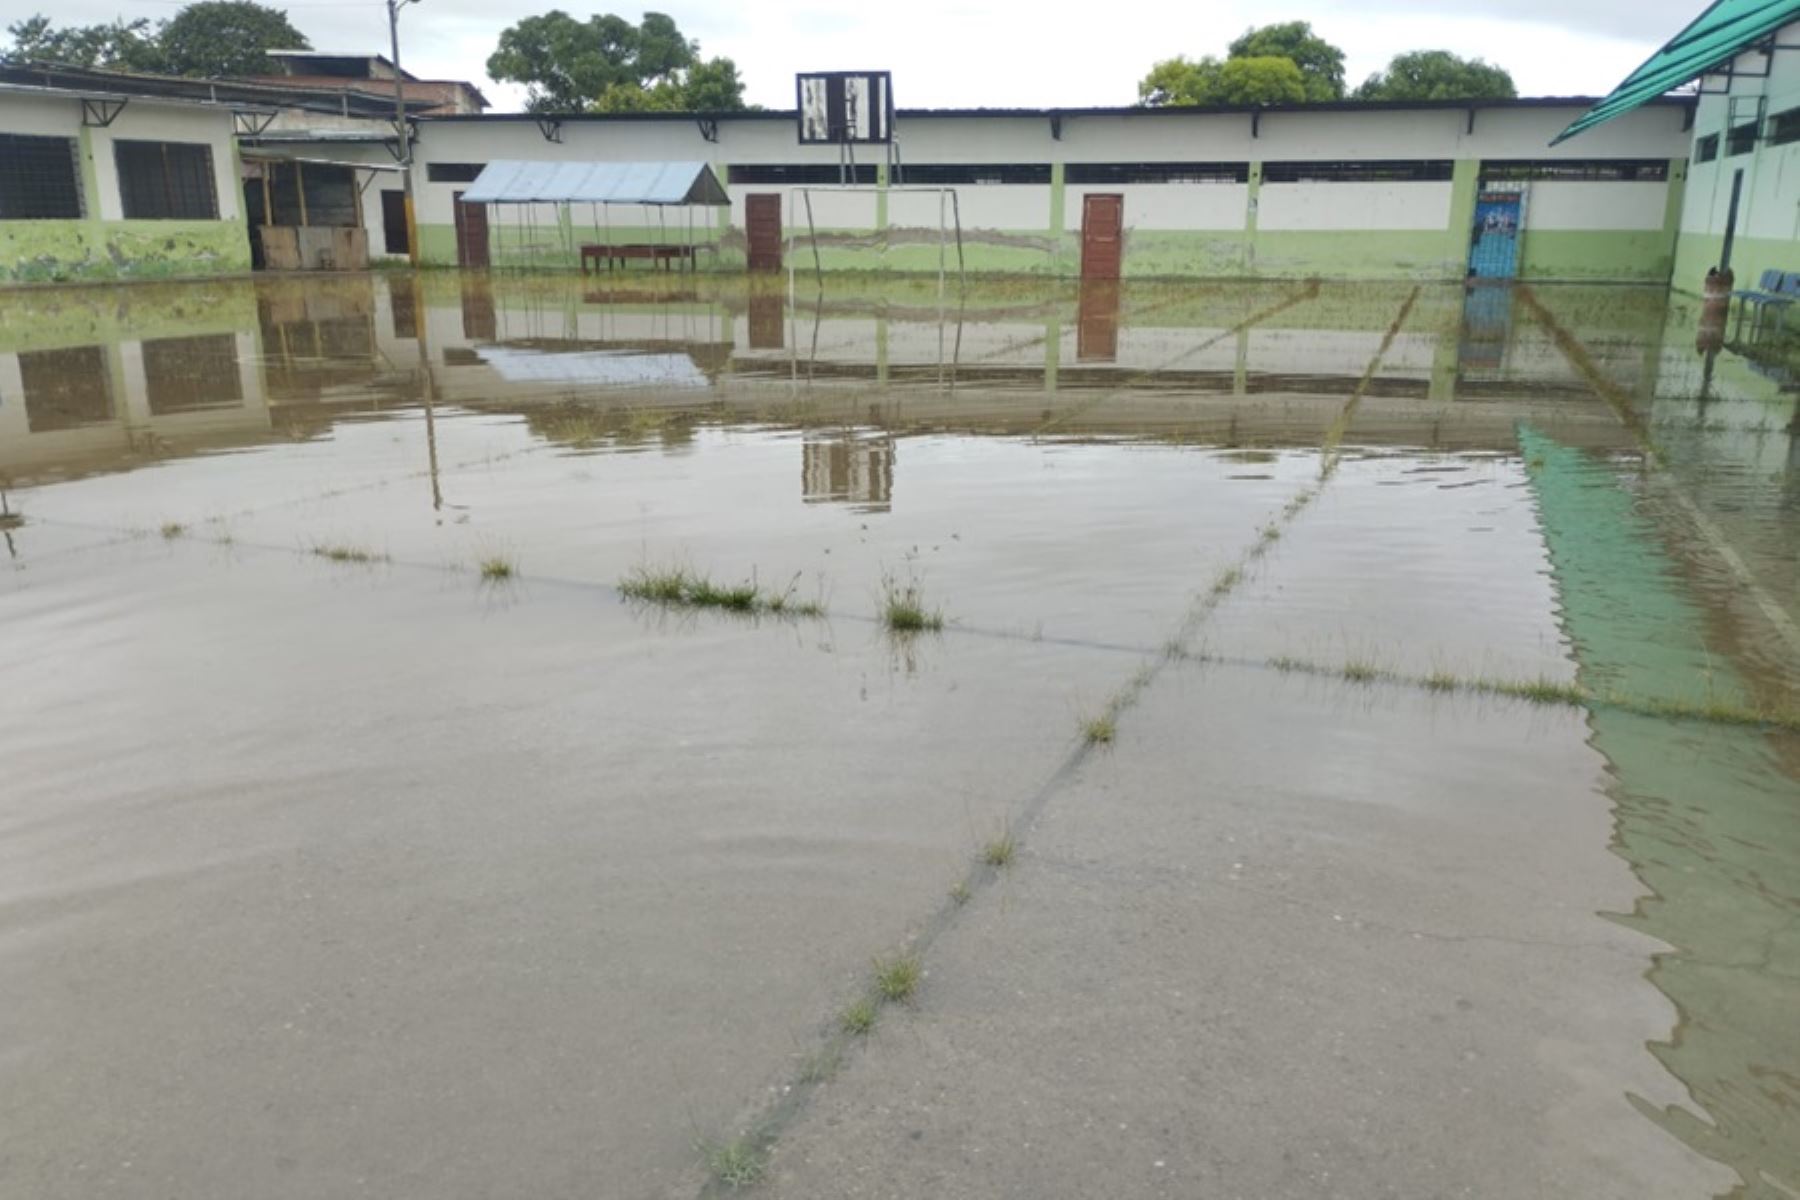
[1354,50,1517,101]
[157,1,308,76]
[4,14,165,70]
[4,2,307,76]
[1227,21,1345,101]
[1137,54,1306,106]
[487,10,745,113]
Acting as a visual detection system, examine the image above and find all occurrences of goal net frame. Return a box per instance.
[785,186,966,298]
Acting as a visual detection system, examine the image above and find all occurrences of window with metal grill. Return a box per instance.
[1480,159,1669,182]
[142,334,242,415]
[0,134,84,219]
[1768,107,1800,147]
[426,162,486,183]
[727,163,878,185]
[1727,121,1758,156]
[1261,160,1453,183]
[1065,162,1248,184]
[115,141,218,220]
[1695,133,1720,162]
[901,163,1051,185]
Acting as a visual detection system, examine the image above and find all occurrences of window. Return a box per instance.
[427,162,486,183]
[268,162,357,227]
[901,163,1051,185]
[1480,159,1669,182]
[728,163,877,185]
[1768,107,1800,147]
[18,345,112,432]
[1695,133,1720,163]
[1066,162,1248,185]
[1261,160,1453,183]
[1727,121,1758,156]
[0,134,84,219]
[115,141,218,220]
[142,334,241,415]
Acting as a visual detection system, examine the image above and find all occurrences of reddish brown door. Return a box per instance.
[1080,193,1123,281]
[453,191,489,269]
[746,193,782,271]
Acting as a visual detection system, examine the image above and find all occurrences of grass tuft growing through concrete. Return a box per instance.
[696,1134,766,1191]
[478,555,516,583]
[310,542,387,565]
[880,572,944,633]
[840,998,878,1036]
[160,521,186,539]
[873,954,922,1003]
[983,832,1016,869]
[620,564,825,618]
[1083,713,1117,745]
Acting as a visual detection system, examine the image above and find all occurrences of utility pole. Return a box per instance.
[388,0,420,266]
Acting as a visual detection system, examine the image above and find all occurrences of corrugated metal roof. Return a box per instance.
[1554,0,1800,143]
[460,160,729,205]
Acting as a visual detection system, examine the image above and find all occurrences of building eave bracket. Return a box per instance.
[81,97,127,127]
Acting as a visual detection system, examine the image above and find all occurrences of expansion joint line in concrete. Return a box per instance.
[691,284,1420,1197]
[1517,285,1800,664]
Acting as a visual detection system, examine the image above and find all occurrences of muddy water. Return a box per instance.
[1,272,1796,1198]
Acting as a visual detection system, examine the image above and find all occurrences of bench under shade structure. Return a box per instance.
[457,160,731,273]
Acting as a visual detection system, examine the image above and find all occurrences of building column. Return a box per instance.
[1446,159,1480,276]
[1244,161,1262,276]
[1660,158,1689,287]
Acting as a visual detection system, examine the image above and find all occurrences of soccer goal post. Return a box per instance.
[785,186,966,295]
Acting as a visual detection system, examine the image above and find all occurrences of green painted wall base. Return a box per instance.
[416,206,1682,285]
[1,219,252,285]
[1670,231,1799,296]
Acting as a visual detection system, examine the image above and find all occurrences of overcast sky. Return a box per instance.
[12,0,1695,110]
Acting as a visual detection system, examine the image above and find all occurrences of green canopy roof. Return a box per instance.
[1554,0,1800,143]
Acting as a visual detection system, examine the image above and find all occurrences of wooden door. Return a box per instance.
[453,191,489,269]
[746,193,782,271]
[1080,193,1123,281]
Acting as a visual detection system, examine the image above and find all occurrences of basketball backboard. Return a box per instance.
[795,71,893,144]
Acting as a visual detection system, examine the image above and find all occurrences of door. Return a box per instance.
[453,191,489,269]
[1467,189,1523,280]
[746,193,782,271]
[381,190,410,256]
[1080,193,1123,281]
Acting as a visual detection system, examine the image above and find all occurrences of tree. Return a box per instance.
[3,14,163,70]
[1355,51,1516,101]
[1138,54,1305,107]
[488,10,744,113]
[4,2,305,76]
[155,1,306,76]
[1227,22,1344,101]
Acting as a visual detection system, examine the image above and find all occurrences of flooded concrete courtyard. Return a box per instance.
[1,272,1796,1199]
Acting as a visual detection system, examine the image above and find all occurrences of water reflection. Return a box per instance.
[0,269,1797,1193]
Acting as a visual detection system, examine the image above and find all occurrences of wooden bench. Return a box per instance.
[580,243,697,274]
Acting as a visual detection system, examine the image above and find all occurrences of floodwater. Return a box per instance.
[0,272,1795,1199]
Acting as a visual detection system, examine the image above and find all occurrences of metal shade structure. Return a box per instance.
[455,161,729,273]
[1553,0,1800,143]
[459,160,729,206]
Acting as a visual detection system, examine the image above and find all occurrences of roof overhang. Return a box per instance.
[1554,0,1800,143]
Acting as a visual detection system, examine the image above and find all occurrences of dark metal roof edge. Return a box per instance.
[424,95,1696,123]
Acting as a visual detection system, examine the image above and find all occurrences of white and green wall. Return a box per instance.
[401,100,1693,283]
[1669,20,1800,295]
[0,90,250,285]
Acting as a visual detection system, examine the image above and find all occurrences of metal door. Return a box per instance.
[746,194,783,271]
[453,192,489,269]
[1080,193,1124,281]
[1468,189,1523,280]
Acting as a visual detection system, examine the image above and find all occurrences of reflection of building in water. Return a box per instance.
[802,433,894,512]
[0,324,267,480]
